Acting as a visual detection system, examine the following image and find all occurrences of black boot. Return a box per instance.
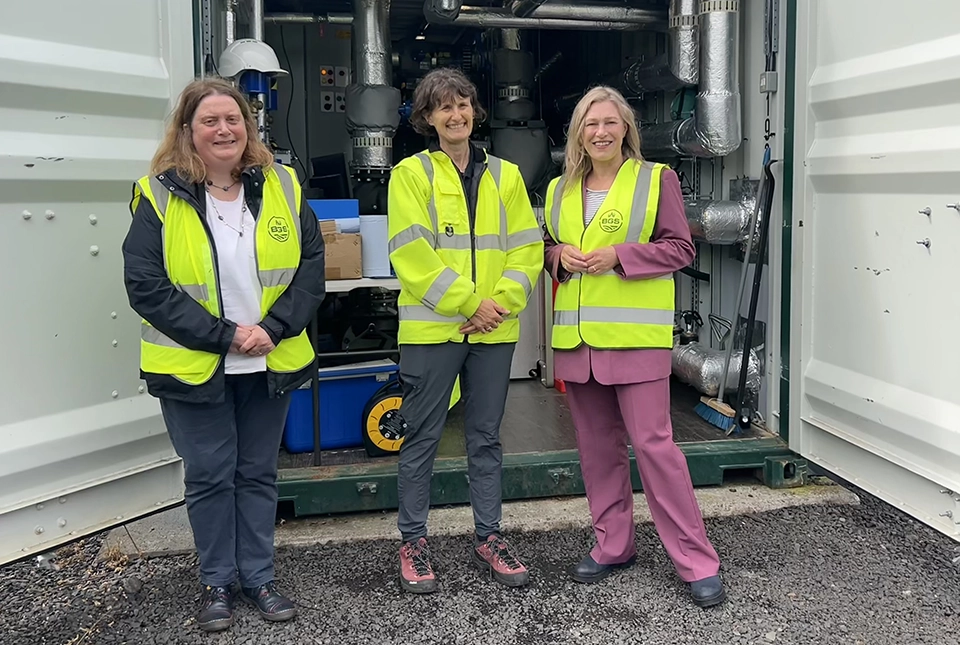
[689,575,726,608]
[241,581,298,622]
[197,585,235,632]
[569,553,637,584]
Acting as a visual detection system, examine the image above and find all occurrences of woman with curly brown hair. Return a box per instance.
[387,67,544,593]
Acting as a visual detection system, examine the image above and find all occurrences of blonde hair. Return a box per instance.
[150,77,275,183]
[562,85,643,193]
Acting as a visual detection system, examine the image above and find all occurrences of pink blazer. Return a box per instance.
[544,167,695,385]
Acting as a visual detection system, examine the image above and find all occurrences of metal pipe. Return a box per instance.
[509,0,547,18]
[685,195,755,245]
[424,2,667,31]
[250,0,264,40]
[346,0,400,172]
[641,0,742,158]
[225,0,237,46]
[265,12,354,24]
[672,341,761,398]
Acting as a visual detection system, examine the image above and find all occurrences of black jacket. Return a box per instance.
[121,165,325,403]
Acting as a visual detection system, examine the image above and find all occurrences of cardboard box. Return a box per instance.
[323,232,362,280]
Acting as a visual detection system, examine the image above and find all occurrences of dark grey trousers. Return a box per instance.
[396,341,516,543]
[160,372,291,588]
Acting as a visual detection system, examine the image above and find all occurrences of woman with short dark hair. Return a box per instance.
[387,67,544,593]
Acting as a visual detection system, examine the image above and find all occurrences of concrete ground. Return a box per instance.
[3,478,959,645]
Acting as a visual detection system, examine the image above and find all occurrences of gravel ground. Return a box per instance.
[1,485,958,645]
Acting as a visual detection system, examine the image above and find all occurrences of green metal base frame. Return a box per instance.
[277,437,800,517]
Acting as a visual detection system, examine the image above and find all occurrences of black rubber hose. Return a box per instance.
[681,266,711,282]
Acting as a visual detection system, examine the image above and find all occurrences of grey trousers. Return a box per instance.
[396,341,516,543]
[160,372,291,588]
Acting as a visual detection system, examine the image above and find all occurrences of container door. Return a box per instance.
[787,0,960,540]
[0,0,196,565]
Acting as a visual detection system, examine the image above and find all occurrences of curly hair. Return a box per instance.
[409,67,487,137]
[150,77,275,183]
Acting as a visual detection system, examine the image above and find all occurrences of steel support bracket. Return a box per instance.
[761,455,807,489]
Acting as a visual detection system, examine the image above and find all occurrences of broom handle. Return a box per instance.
[717,164,767,402]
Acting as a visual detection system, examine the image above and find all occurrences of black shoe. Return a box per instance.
[569,553,637,584]
[197,585,235,632]
[689,575,726,608]
[241,581,298,622]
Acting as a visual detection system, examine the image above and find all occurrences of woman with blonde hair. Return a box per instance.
[542,85,724,607]
[122,77,325,631]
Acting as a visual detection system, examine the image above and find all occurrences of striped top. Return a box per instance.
[584,187,609,226]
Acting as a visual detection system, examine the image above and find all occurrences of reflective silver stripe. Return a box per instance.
[507,228,542,250]
[487,155,509,251]
[580,306,675,325]
[141,323,184,349]
[437,233,472,251]
[398,304,467,323]
[502,269,532,298]
[422,267,461,310]
[389,223,434,253]
[624,162,655,242]
[554,306,673,326]
[260,267,295,288]
[149,176,169,217]
[415,153,440,236]
[549,177,565,241]
[474,234,502,251]
[176,283,209,302]
[274,164,302,244]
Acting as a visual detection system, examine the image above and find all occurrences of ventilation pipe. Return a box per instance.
[672,340,761,398]
[641,0,742,158]
[345,0,401,213]
[423,0,667,31]
[606,0,698,94]
[225,0,238,45]
[265,13,354,24]
[685,193,755,245]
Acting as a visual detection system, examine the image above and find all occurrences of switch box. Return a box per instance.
[321,91,335,113]
[335,66,349,87]
[335,93,345,112]
[320,65,335,87]
[759,71,778,94]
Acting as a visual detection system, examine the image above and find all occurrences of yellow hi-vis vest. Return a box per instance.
[133,164,315,386]
[387,149,544,345]
[544,159,675,350]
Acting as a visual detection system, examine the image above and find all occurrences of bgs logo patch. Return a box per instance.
[268,216,290,242]
[598,209,623,233]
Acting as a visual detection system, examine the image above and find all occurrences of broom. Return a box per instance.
[694,152,771,431]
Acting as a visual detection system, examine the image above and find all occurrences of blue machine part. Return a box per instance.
[398,101,413,124]
[239,70,278,111]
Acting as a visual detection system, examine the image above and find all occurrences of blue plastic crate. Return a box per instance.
[308,199,359,221]
[282,359,399,453]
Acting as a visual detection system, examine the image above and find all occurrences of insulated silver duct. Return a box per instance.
[225,0,238,46]
[250,0,264,40]
[345,0,401,172]
[265,12,354,24]
[509,0,546,17]
[641,0,742,158]
[672,340,761,398]
[685,194,755,245]
[423,1,667,31]
[607,0,698,94]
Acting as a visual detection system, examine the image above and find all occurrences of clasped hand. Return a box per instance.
[460,298,510,335]
[561,244,619,275]
[230,324,276,356]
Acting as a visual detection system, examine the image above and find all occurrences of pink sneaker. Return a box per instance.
[399,538,438,594]
[473,535,530,587]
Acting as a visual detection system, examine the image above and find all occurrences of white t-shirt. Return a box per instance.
[205,187,267,374]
